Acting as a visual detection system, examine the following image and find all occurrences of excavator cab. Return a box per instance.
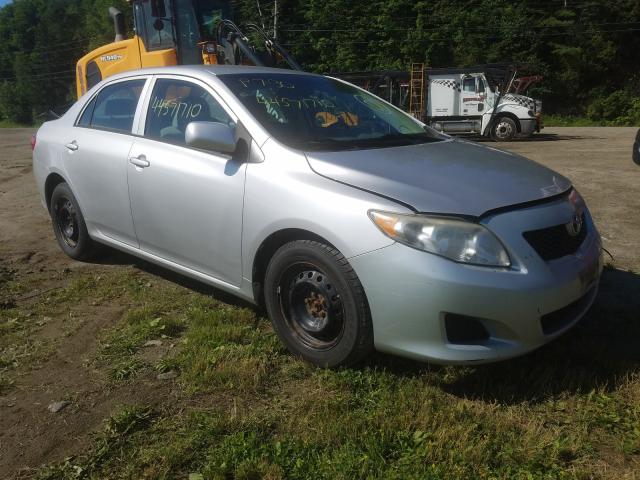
[76,0,300,98]
[133,0,230,66]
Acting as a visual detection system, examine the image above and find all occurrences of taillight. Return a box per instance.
[31,133,37,151]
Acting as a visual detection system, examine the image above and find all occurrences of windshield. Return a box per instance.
[219,73,444,151]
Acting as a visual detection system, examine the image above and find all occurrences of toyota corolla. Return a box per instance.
[32,66,603,367]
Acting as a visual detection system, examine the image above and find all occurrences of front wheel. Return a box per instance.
[491,116,517,142]
[50,182,100,260]
[264,240,373,368]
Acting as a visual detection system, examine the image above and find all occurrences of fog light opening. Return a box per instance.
[444,313,490,345]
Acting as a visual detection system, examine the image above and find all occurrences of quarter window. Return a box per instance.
[78,80,145,133]
[77,95,97,127]
[145,78,232,146]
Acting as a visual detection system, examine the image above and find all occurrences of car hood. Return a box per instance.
[304,138,571,217]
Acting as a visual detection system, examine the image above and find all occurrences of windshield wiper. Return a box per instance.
[290,133,440,151]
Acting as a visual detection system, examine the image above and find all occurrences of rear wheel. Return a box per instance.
[491,116,517,142]
[264,240,373,368]
[50,182,99,260]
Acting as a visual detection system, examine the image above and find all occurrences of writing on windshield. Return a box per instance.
[220,73,442,150]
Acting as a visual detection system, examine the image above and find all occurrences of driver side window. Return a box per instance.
[462,77,476,93]
[145,78,233,146]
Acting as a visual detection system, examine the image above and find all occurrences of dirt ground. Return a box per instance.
[0,127,639,478]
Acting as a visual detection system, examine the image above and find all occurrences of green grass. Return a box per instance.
[0,119,34,128]
[544,114,640,127]
[0,265,53,393]
[31,267,640,479]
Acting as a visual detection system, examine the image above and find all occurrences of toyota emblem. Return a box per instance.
[566,213,583,237]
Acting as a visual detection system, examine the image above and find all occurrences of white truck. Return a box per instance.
[425,66,542,141]
[334,64,543,142]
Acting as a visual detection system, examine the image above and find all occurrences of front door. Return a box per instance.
[66,78,148,247]
[127,76,245,286]
[460,75,485,117]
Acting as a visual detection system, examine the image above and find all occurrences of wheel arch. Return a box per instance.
[251,228,339,306]
[44,172,68,210]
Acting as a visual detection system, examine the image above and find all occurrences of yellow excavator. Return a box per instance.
[76,0,301,98]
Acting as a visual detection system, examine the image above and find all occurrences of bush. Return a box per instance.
[587,91,640,125]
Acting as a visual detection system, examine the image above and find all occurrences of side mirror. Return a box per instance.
[185,121,236,154]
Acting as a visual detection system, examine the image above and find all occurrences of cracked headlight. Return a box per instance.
[369,210,511,267]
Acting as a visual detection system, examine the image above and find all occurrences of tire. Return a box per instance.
[491,116,517,142]
[264,240,373,368]
[633,129,640,166]
[49,182,99,261]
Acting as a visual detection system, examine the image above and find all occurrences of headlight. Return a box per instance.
[369,210,511,267]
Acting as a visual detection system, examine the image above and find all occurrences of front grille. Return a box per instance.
[522,214,587,261]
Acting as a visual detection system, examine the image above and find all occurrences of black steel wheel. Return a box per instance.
[280,264,345,350]
[50,182,99,260]
[53,197,79,248]
[264,240,373,367]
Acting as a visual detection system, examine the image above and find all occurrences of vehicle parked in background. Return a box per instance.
[634,129,640,165]
[334,64,543,141]
[425,66,542,141]
[76,0,300,98]
[33,66,602,367]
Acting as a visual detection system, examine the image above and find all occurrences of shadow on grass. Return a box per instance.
[89,247,259,312]
[366,266,640,404]
[90,247,639,404]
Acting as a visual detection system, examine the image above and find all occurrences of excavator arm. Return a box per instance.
[76,1,301,98]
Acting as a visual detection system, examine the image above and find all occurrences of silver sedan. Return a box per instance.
[32,66,603,367]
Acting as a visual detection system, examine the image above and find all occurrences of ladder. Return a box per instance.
[409,63,425,119]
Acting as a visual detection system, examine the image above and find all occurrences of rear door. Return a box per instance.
[127,75,246,286]
[65,77,149,247]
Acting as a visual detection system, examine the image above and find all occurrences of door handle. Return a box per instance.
[129,155,150,168]
[65,141,78,151]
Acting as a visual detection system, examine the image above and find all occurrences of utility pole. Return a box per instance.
[273,0,278,40]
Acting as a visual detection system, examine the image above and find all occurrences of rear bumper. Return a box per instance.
[349,198,603,364]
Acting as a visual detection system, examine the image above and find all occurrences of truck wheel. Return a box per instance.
[492,117,517,142]
[263,240,374,368]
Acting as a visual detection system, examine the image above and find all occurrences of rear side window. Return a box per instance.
[77,96,97,127]
[145,78,233,146]
[82,80,146,134]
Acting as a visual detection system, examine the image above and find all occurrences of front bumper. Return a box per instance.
[519,118,539,136]
[350,197,603,364]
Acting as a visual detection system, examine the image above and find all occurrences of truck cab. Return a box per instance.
[426,65,542,141]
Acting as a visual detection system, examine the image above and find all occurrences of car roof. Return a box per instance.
[106,65,318,83]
